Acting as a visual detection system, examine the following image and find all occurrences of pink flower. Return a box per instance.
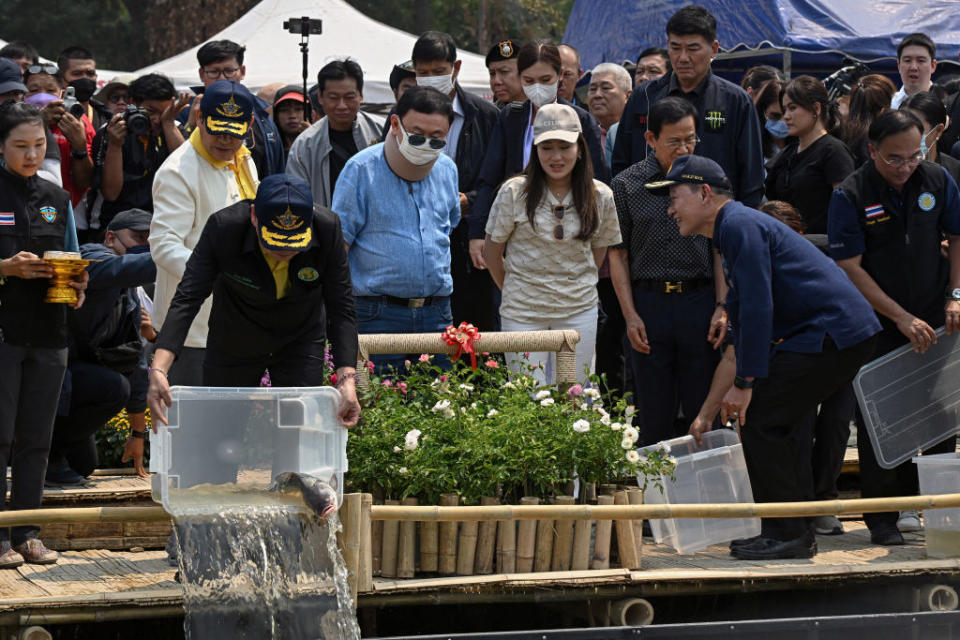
[398,382,408,394]
[439,375,447,382]
[485,359,498,368]
[567,384,583,398]
[419,354,431,363]
[382,379,393,387]
[404,359,412,369]
[365,361,375,373]
[524,352,531,358]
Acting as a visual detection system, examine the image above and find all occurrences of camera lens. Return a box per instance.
[69,103,86,119]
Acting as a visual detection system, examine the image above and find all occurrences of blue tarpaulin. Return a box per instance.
[563,0,960,78]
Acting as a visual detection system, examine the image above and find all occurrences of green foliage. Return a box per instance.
[347,355,674,505]
[0,0,149,70]
[344,0,575,54]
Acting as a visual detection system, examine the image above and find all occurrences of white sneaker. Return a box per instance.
[897,510,922,532]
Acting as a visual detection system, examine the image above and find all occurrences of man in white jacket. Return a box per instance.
[149,80,259,384]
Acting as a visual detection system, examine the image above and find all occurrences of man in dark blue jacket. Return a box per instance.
[647,155,881,560]
[49,209,156,484]
[612,5,764,207]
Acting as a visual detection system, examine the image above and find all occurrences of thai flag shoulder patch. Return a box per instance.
[0,213,15,226]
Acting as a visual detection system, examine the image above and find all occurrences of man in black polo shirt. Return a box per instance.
[91,73,187,237]
[828,110,960,546]
[610,97,727,445]
[610,5,764,206]
[147,174,360,427]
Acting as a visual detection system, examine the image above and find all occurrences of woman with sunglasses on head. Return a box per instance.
[901,92,960,184]
[482,104,621,385]
[467,40,609,272]
[765,76,855,236]
[0,102,88,569]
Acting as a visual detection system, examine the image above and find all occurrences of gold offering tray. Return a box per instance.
[42,252,95,304]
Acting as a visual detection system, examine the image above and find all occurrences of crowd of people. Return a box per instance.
[0,4,959,567]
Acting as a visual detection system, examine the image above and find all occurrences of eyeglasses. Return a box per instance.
[26,64,58,76]
[202,67,241,80]
[553,205,566,240]
[664,136,700,151]
[107,93,129,104]
[878,150,923,168]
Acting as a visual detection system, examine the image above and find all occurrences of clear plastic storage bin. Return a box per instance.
[637,429,760,554]
[915,452,960,558]
[149,386,346,516]
[854,327,960,469]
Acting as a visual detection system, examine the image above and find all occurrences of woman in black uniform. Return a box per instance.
[0,102,86,569]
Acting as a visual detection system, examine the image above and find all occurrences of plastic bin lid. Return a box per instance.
[854,327,960,470]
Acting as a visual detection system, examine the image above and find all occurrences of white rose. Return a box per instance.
[535,390,551,400]
[625,450,641,464]
[621,438,635,450]
[583,388,601,399]
[540,398,555,407]
[610,422,623,431]
[459,383,474,392]
[487,409,499,418]
[623,426,639,442]
[572,419,590,433]
[600,414,611,425]
[432,400,451,413]
[398,467,408,475]
[393,446,402,453]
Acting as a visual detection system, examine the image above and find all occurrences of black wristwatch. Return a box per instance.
[129,430,147,439]
[71,149,88,159]
[733,376,754,390]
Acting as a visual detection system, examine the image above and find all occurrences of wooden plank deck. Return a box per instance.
[1,521,957,616]
[5,472,153,505]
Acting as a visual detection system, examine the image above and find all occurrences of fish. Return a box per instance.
[268,472,338,519]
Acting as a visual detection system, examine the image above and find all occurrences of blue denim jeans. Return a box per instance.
[355,296,453,374]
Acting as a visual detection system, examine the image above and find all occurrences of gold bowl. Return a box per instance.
[42,251,91,304]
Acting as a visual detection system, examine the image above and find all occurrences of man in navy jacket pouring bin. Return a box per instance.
[645,155,881,560]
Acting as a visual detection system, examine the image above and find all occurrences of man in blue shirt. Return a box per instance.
[647,155,881,560]
[332,87,460,372]
[828,110,960,545]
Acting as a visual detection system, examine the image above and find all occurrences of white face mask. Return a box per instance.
[416,73,455,95]
[396,122,444,166]
[523,81,558,108]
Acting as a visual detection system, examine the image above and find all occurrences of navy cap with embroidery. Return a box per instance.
[255,174,315,251]
[200,80,255,138]
[486,39,521,66]
[644,155,733,196]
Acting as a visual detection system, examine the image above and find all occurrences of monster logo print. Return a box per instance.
[705,110,726,133]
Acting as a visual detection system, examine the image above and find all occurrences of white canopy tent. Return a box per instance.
[134,0,492,104]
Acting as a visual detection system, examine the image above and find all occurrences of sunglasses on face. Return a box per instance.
[407,132,446,150]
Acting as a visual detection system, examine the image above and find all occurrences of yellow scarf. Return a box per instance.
[189,128,257,200]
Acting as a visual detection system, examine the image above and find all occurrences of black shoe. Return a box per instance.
[44,460,87,487]
[641,521,653,538]
[731,533,817,560]
[729,534,763,551]
[870,525,905,546]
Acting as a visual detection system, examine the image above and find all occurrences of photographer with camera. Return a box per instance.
[91,74,188,236]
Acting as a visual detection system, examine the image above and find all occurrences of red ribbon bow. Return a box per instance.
[442,322,481,369]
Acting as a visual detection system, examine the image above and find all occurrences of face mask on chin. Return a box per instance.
[523,81,558,108]
[416,73,455,96]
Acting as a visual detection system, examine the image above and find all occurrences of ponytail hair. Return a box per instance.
[781,75,840,136]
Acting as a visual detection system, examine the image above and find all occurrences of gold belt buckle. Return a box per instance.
[408,298,426,308]
[664,281,683,293]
